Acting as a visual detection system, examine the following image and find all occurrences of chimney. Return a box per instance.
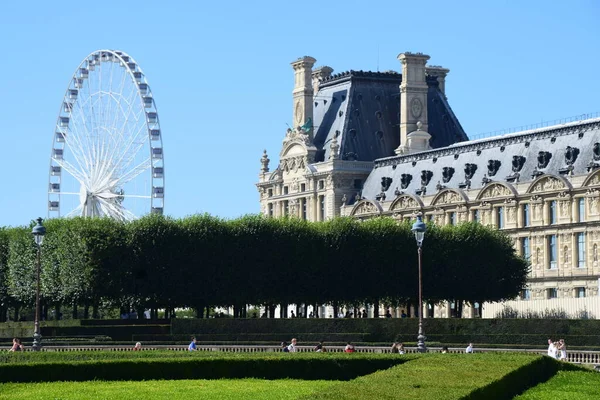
[426,66,450,96]
[312,66,333,95]
[291,56,316,138]
[395,52,430,155]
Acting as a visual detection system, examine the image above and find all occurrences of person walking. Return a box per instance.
[558,339,567,361]
[547,339,556,357]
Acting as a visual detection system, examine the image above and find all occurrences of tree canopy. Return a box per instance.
[0,215,529,320]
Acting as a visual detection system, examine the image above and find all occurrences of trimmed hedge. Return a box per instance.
[0,353,409,383]
[171,318,600,345]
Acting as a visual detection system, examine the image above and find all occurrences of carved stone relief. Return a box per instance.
[507,207,516,223]
[480,183,512,199]
[532,176,564,193]
[435,191,462,205]
[391,196,418,211]
[353,201,378,215]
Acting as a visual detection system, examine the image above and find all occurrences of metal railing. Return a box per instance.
[469,112,600,141]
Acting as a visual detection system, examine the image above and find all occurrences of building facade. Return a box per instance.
[257,52,600,317]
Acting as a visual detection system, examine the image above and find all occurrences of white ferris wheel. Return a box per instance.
[48,49,164,221]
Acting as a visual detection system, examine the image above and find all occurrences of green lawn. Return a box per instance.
[0,379,337,400]
[514,371,600,400]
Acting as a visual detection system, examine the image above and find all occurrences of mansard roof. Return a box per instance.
[312,71,468,163]
[361,117,600,201]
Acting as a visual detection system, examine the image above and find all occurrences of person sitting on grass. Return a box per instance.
[188,337,198,351]
[398,343,405,354]
[133,342,142,351]
[314,341,325,352]
[9,338,24,352]
[465,343,473,353]
[287,338,298,352]
[344,342,356,353]
[441,346,449,354]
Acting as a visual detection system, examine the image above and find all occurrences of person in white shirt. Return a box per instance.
[287,338,298,352]
[547,339,556,357]
[465,343,473,353]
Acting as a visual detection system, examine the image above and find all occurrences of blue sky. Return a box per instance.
[0,0,598,227]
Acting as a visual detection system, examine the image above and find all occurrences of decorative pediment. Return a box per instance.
[526,174,572,194]
[281,142,308,158]
[430,188,468,207]
[582,169,600,187]
[268,168,282,182]
[389,194,424,211]
[476,182,518,200]
[350,200,383,216]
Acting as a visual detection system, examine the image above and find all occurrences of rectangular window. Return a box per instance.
[449,212,456,226]
[283,200,289,216]
[578,198,585,222]
[300,183,306,192]
[319,195,325,221]
[548,235,557,269]
[549,200,557,224]
[472,209,480,223]
[283,186,289,195]
[427,214,434,223]
[577,232,585,268]
[521,289,531,300]
[268,189,273,198]
[521,237,531,260]
[497,206,504,229]
[301,198,307,220]
[268,203,273,217]
[575,287,586,298]
[318,180,325,190]
[546,288,558,299]
[522,204,530,227]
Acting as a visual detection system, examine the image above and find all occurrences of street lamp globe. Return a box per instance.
[32,217,46,246]
[411,215,426,247]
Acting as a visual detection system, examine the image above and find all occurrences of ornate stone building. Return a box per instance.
[257,52,600,316]
[257,53,467,221]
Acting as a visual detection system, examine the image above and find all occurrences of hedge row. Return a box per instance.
[0,353,408,383]
[171,318,600,339]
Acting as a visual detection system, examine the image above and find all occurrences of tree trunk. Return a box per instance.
[314,304,319,318]
[83,304,90,319]
[280,303,288,318]
[333,302,339,319]
[72,302,78,320]
[13,305,20,322]
[373,299,380,318]
[303,304,308,319]
[92,304,100,319]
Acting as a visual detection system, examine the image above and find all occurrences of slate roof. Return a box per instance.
[312,71,468,162]
[361,118,600,200]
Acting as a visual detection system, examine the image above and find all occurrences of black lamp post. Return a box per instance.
[411,214,427,353]
[31,217,46,351]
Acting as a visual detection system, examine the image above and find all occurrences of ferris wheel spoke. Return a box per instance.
[53,158,88,185]
[114,157,152,187]
[64,204,83,218]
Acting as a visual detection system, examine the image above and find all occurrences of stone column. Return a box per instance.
[396,52,430,155]
[426,66,450,96]
[291,56,316,139]
[312,66,333,96]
